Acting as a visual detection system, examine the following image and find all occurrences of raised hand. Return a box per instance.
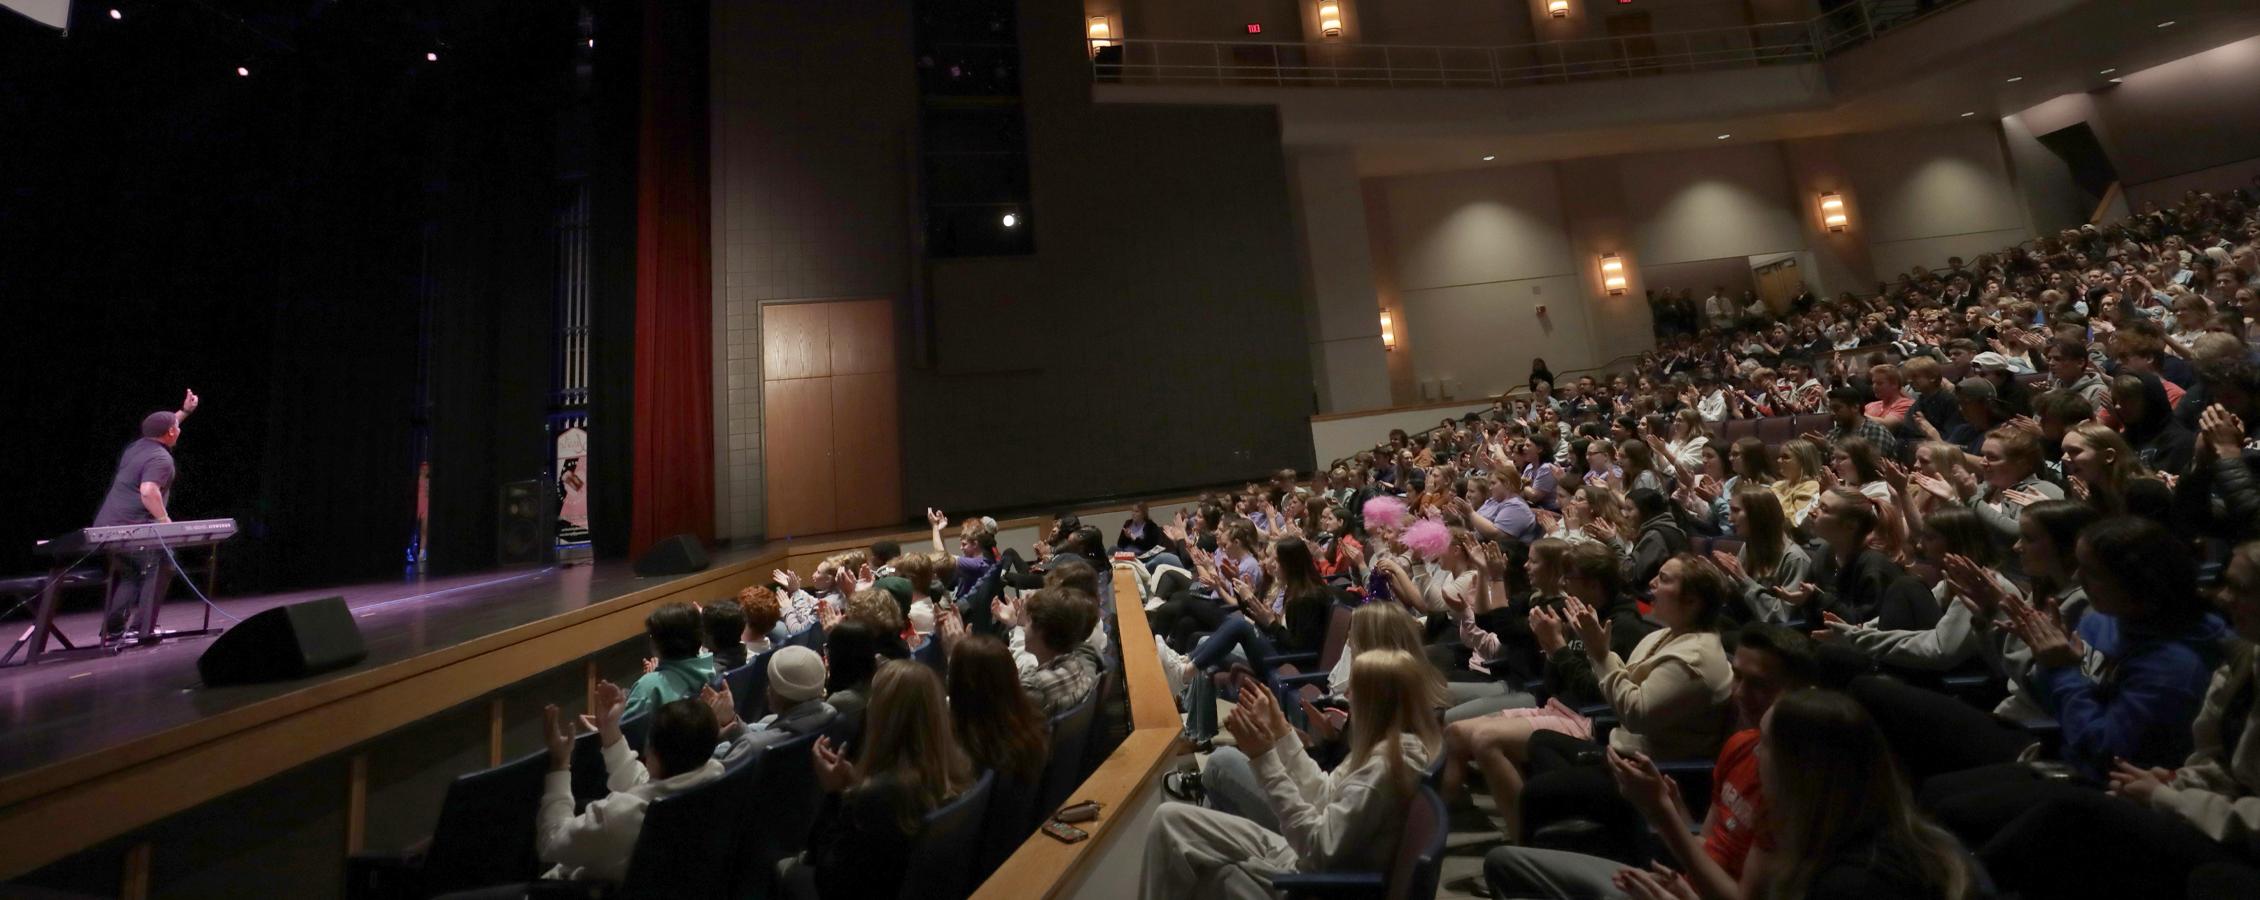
[773,568,801,592]
[854,563,877,592]
[2201,404,2247,458]
[2008,415,2044,437]
[592,679,628,744]
[926,507,949,529]
[543,704,576,771]
[1709,550,1745,581]
[701,684,741,731]
[180,389,200,415]
[1586,517,1620,545]
[2006,595,2080,668]
[2002,486,2051,507]
[1606,748,1683,823]
[1566,596,1611,660]
[811,736,860,793]
[1912,472,1958,502]
[1529,606,1568,654]
[1775,582,1819,608]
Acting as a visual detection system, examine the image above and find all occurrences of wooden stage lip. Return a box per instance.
[0,492,1196,880]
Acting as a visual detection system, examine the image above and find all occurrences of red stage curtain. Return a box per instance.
[630,0,713,556]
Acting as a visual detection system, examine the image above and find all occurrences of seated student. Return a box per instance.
[701,644,836,765]
[739,585,784,657]
[1036,556,1113,659]
[1818,506,2024,676]
[843,587,913,656]
[1960,540,2260,900]
[1177,536,1336,694]
[772,551,862,634]
[1193,603,1440,830]
[1767,438,1826,528]
[1485,625,1821,899]
[626,602,718,718]
[788,661,974,900]
[1911,518,2229,841]
[1709,486,1812,626]
[1141,649,1441,900]
[1777,488,1935,631]
[534,685,724,884]
[1601,488,1689,592]
[1914,427,2062,580]
[820,620,898,725]
[702,598,750,672]
[1451,537,1574,690]
[1018,587,1103,718]
[946,634,1049,790]
[1443,555,1733,841]
[1609,689,1981,900]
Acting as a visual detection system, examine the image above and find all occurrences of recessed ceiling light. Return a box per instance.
[1715,133,1731,140]
[2110,77,2125,83]
[2005,76,2023,83]
[2099,67,2116,75]
[108,8,121,19]
[2157,20,2176,28]
[1960,111,1976,117]
[1482,155,1496,161]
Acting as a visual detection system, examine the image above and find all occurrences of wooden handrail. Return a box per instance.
[972,564,1181,899]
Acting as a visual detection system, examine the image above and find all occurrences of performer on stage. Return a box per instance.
[92,390,199,642]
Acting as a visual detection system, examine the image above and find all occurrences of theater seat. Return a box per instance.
[900,770,997,900]
[1719,419,1758,445]
[612,752,762,900]
[347,748,551,900]
[570,709,652,808]
[734,730,825,899]
[1707,536,1743,559]
[726,654,770,723]
[1271,784,1447,900]
[1755,416,1793,448]
[1039,687,1100,815]
[1792,414,1833,440]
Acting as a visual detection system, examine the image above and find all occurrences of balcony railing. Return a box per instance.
[1089,0,1971,89]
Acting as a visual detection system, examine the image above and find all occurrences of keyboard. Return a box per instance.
[38,518,238,557]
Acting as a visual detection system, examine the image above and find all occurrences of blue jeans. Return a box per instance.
[1187,613,1305,723]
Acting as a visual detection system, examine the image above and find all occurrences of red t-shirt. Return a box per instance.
[1702,729,1766,879]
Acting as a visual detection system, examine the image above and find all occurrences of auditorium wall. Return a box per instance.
[2002,36,2260,219]
[709,0,1314,538]
[1360,121,2027,402]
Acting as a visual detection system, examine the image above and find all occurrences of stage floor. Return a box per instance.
[0,549,767,781]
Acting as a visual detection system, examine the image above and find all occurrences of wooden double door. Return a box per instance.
[761,298,901,537]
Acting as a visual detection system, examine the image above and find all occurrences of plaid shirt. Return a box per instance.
[1827,417,1901,461]
[1022,642,1103,719]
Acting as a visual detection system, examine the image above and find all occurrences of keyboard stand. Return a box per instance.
[1,562,82,667]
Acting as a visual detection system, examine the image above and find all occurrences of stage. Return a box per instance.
[0,550,766,782]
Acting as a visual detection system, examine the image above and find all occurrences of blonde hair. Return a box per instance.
[894,552,948,598]
[1346,649,1444,797]
[845,588,905,635]
[858,661,973,833]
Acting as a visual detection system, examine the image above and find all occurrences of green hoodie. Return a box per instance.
[625,654,719,718]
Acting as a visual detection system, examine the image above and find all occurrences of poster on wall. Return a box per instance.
[556,422,591,550]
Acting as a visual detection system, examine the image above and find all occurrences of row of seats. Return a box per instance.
[348,619,1126,900]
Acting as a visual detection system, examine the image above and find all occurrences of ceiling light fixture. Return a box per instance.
[2157,20,2176,28]
[2110,77,2125,83]
[2005,75,2023,83]
[2099,67,2116,75]
[1960,111,1976,117]
[108,8,121,19]
[1715,134,1731,140]
[1482,155,1496,161]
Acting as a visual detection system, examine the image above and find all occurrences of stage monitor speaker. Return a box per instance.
[634,534,708,577]
[197,596,368,686]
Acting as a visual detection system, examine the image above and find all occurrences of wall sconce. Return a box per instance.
[1598,254,1628,295]
[1086,16,1113,49]
[1548,0,1571,18]
[1818,192,1849,232]
[1318,3,1343,38]
[1379,308,1396,350]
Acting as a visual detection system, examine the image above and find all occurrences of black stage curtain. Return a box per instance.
[0,3,594,593]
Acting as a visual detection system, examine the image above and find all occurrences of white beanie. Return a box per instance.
[767,645,827,704]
